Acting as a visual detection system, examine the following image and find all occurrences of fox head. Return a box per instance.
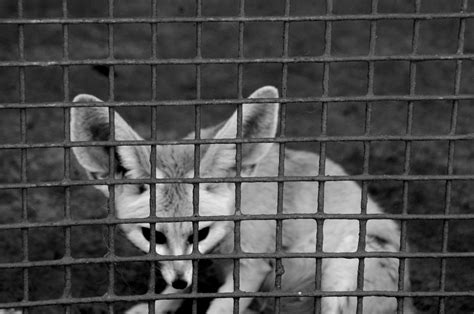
[70,86,279,290]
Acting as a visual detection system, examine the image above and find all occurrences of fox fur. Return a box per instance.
[71,86,414,314]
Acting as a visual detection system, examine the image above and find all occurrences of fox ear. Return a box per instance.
[71,94,151,195]
[201,86,279,176]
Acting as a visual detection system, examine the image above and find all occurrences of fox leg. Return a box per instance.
[319,257,358,314]
[320,233,407,314]
[126,286,184,314]
[206,259,271,314]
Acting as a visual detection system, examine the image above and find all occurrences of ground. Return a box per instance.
[0,0,473,313]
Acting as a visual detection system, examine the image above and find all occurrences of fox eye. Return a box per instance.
[141,227,167,245]
[155,231,167,244]
[138,184,148,194]
[187,227,210,244]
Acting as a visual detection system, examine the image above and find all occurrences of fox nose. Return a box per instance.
[171,278,188,290]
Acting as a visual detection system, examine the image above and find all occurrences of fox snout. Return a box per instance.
[160,260,193,290]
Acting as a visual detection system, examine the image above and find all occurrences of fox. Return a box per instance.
[70,86,414,314]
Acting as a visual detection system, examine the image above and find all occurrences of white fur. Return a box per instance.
[71,86,414,314]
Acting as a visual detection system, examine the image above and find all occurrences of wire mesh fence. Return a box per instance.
[0,0,473,313]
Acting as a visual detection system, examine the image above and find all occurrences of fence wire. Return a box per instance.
[0,0,473,313]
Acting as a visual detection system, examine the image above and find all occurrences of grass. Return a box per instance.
[0,0,474,313]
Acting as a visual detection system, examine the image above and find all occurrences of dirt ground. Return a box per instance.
[0,0,473,313]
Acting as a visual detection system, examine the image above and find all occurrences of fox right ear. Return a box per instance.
[201,86,279,176]
[71,94,151,195]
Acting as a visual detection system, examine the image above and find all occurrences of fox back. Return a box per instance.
[71,86,412,314]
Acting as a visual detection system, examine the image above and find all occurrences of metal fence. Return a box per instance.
[0,0,473,313]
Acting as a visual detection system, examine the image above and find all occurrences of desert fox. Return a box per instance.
[71,86,413,314]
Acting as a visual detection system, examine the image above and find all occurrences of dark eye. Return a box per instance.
[138,184,148,194]
[187,227,210,244]
[155,231,167,244]
[141,227,167,245]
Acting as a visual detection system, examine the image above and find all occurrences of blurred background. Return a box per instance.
[0,0,473,313]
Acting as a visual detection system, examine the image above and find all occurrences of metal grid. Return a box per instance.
[0,0,473,313]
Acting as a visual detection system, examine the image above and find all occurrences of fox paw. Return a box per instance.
[0,310,21,314]
[206,298,234,314]
[126,299,180,314]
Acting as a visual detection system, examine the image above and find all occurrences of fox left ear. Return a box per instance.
[71,94,151,195]
[201,86,279,176]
